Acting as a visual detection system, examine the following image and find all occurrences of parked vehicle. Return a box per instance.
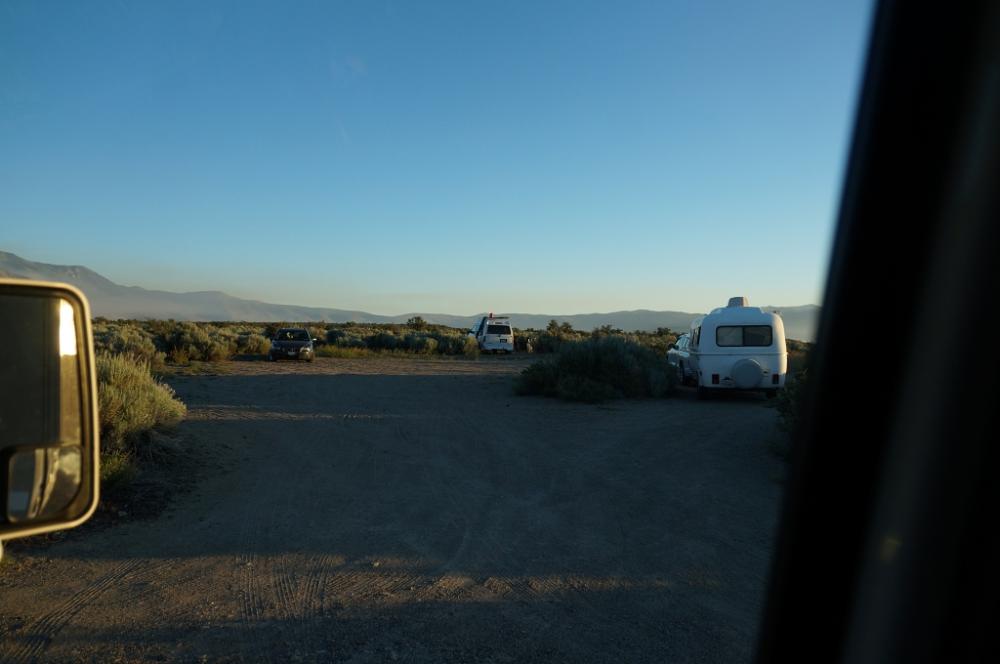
[685,297,787,397]
[470,314,514,353]
[268,328,315,362]
[666,332,695,385]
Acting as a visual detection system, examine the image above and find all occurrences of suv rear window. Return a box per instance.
[716,325,773,347]
[487,325,511,335]
[276,329,309,341]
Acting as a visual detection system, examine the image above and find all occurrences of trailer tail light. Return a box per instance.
[712,374,720,385]
[773,373,780,385]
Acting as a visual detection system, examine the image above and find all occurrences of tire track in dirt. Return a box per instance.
[234,469,272,664]
[266,402,391,651]
[0,558,176,663]
[303,404,372,625]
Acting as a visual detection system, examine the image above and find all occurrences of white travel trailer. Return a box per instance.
[686,296,787,397]
[469,313,515,353]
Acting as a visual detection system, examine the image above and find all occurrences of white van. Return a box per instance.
[685,297,787,397]
[470,314,515,353]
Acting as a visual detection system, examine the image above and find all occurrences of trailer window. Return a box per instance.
[743,326,773,346]
[716,326,743,346]
[716,325,773,347]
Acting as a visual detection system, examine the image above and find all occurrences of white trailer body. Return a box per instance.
[687,297,787,395]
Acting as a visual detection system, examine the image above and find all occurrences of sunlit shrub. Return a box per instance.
[93,322,166,369]
[96,353,186,452]
[237,333,271,355]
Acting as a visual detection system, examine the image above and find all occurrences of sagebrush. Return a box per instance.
[96,353,187,484]
[515,337,677,402]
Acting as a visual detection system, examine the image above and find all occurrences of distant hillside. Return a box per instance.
[1,251,819,340]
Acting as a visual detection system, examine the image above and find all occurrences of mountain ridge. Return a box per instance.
[0,251,819,340]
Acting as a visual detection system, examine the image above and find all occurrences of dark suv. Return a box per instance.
[268,328,315,362]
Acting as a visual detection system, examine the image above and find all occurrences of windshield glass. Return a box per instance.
[0,1,872,661]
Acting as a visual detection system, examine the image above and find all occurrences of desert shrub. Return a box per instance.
[518,322,588,354]
[514,361,560,396]
[164,322,209,363]
[425,334,467,355]
[237,333,271,355]
[203,330,238,361]
[631,327,677,354]
[777,344,813,432]
[517,325,678,356]
[96,353,186,453]
[93,322,166,369]
[100,448,138,488]
[402,333,438,354]
[366,331,399,351]
[515,337,677,402]
[463,336,480,357]
[551,374,621,403]
[776,370,809,432]
[161,322,236,362]
[336,333,367,348]
[786,339,813,375]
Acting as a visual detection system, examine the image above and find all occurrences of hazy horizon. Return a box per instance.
[1,1,872,314]
[1,249,819,319]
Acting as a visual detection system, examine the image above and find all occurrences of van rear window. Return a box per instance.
[716,325,772,347]
[487,325,511,335]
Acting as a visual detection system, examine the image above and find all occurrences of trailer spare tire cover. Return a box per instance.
[731,358,764,389]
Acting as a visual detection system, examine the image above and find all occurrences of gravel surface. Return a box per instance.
[0,356,786,663]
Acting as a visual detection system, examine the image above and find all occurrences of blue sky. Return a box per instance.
[1,0,872,315]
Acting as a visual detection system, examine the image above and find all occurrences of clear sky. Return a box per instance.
[1,0,872,315]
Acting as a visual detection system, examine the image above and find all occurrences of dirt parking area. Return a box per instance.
[0,356,786,663]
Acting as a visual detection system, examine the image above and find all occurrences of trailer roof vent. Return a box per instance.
[727,296,749,308]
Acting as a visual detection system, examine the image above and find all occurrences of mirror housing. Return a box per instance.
[0,279,99,544]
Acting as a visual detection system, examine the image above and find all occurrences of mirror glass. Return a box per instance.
[0,294,85,523]
[7,446,82,522]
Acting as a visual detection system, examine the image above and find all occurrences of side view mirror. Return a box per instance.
[668,343,676,350]
[0,280,99,554]
[312,338,318,342]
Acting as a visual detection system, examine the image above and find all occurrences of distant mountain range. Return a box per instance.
[1,251,820,340]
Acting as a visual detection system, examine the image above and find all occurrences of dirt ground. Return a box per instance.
[0,356,786,663]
